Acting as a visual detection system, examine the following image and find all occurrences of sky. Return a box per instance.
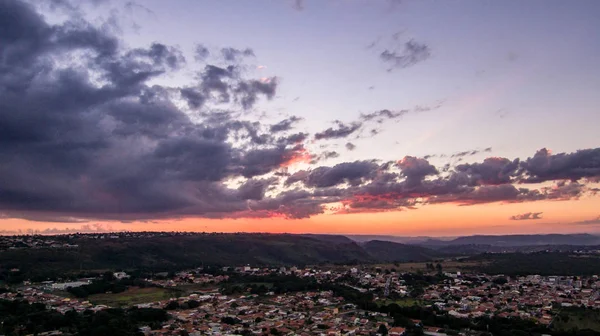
[1,0,599,236]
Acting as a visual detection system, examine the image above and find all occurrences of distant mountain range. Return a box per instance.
[346,233,600,253]
[347,233,600,246]
[346,235,454,245]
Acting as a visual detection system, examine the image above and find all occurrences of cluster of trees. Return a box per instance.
[377,303,600,336]
[552,307,600,336]
[0,299,168,335]
[163,299,200,311]
[66,272,151,298]
[424,263,443,273]
[220,273,321,295]
[470,252,600,276]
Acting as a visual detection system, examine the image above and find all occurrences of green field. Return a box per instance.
[88,287,180,307]
[553,308,600,332]
[173,283,220,295]
[377,297,423,307]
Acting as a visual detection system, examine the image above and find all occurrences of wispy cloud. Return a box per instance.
[510,212,543,220]
[572,216,600,225]
[380,39,431,71]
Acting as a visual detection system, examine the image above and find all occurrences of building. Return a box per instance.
[51,281,90,290]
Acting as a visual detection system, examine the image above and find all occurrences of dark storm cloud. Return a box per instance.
[520,148,600,183]
[314,121,362,140]
[0,0,288,221]
[270,116,303,133]
[180,87,205,109]
[287,161,379,188]
[234,77,278,109]
[427,184,522,206]
[455,157,520,186]
[310,151,340,164]
[328,148,600,213]
[235,146,302,178]
[221,47,255,62]
[277,132,309,146]
[237,177,278,200]
[194,43,210,61]
[346,142,356,151]
[510,212,543,220]
[190,65,277,109]
[397,156,438,186]
[519,181,586,202]
[198,64,237,103]
[128,43,185,70]
[380,39,431,70]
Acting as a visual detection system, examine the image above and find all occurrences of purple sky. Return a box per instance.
[110,0,600,162]
[1,0,599,235]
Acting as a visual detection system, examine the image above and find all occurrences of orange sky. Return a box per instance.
[2,196,599,236]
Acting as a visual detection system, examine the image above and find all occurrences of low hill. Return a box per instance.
[0,233,376,280]
[300,234,355,244]
[359,234,600,248]
[361,240,444,262]
[346,235,444,244]
[443,234,600,247]
[0,233,450,281]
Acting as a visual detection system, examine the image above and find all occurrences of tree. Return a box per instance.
[493,277,508,285]
[164,301,179,310]
[221,316,240,325]
[102,271,115,282]
[378,324,389,335]
[435,263,443,274]
[186,300,200,309]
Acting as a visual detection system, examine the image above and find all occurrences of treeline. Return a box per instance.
[469,252,600,276]
[0,299,169,336]
[220,273,322,295]
[377,303,600,336]
[67,272,155,298]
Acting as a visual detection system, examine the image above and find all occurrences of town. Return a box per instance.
[2,262,599,336]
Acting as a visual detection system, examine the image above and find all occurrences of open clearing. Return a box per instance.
[376,297,423,307]
[553,308,600,333]
[325,259,486,273]
[88,287,180,307]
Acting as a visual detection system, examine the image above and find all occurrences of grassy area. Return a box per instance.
[88,287,180,307]
[377,297,423,307]
[173,283,220,295]
[370,260,487,273]
[553,308,600,332]
[322,259,487,274]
